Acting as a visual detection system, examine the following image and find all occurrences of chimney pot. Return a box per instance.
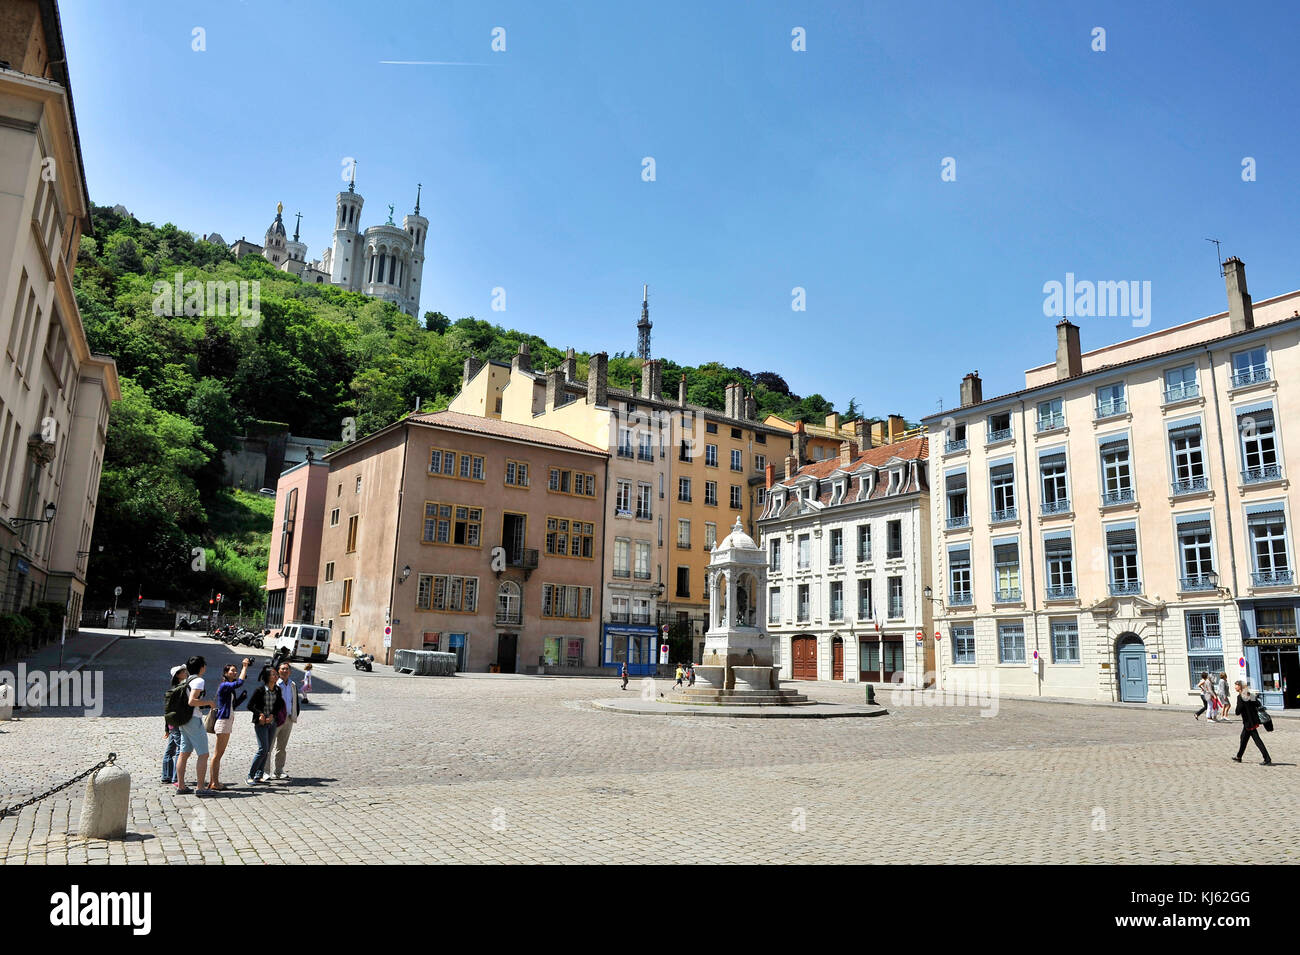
[511,343,532,374]
[839,440,858,465]
[1224,257,1254,333]
[678,373,687,407]
[960,371,983,408]
[586,352,608,406]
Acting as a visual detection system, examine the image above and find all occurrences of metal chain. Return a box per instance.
[0,753,116,820]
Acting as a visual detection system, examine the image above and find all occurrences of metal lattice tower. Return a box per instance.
[637,284,651,360]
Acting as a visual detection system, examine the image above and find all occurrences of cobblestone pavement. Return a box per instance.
[0,630,1295,864]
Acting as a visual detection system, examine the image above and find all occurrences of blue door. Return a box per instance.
[1118,635,1148,702]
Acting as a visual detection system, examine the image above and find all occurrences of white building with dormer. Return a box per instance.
[758,434,933,687]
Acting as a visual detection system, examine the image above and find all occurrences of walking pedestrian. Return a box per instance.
[271,660,301,781]
[171,655,215,794]
[208,658,250,791]
[246,664,285,784]
[1231,681,1273,765]
[1194,671,1213,720]
[301,662,313,704]
[161,665,186,784]
[620,661,628,691]
[1216,672,1231,721]
[673,664,684,690]
[687,663,696,687]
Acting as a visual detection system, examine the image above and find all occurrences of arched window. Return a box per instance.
[497,581,521,625]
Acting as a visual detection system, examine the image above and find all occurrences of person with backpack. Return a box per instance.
[168,655,215,794]
[161,665,187,784]
[1232,681,1273,765]
[207,658,250,791]
[247,664,285,784]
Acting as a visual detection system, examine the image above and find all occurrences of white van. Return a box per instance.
[274,623,332,662]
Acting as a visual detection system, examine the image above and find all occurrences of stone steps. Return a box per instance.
[671,690,811,706]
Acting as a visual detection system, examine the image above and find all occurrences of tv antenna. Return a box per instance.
[1205,238,1224,276]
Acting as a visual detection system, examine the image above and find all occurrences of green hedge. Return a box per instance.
[0,613,34,661]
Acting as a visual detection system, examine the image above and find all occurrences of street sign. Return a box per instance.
[384,626,392,636]
[659,644,669,664]
[915,631,923,643]
[934,630,942,641]
[113,586,122,597]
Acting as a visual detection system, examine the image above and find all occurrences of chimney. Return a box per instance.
[793,420,808,464]
[641,359,662,400]
[744,393,756,421]
[722,383,734,418]
[544,367,564,410]
[784,454,798,481]
[1224,257,1254,333]
[678,373,687,407]
[839,440,858,466]
[853,418,872,451]
[824,413,840,431]
[511,343,532,374]
[888,414,905,442]
[462,355,483,386]
[559,347,577,381]
[959,371,983,408]
[586,351,608,406]
[1055,319,1082,379]
[765,462,775,489]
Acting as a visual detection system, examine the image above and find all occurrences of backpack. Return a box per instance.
[164,676,196,727]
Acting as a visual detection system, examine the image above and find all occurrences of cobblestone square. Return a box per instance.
[0,630,1295,865]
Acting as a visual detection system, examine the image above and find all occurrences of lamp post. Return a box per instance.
[11,502,56,527]
[922,585,944,692]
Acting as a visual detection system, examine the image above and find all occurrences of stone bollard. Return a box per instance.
[0,683,12,720]
[77,763,130,840]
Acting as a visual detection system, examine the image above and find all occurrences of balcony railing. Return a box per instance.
[1096,399,1127,419]
[994,587,1022,603]
[830,551,843,565]
[829,606,844,622]
[1242,465,1283,485]
[505,548,539,570]
[635,508,652,520]
[944,438,968,454]
[1251,569,1295,587]
[1171,476,1209,496]
[495,610,522,626]
[1045,584,1077,600]
[1232,365,1271,388]
[987,427,1013,443]
[608,611,630,623]
[1102,488,1135,506]
[1164,381,1199,403]
[991,507,1018,523]
[630,611,652,625]
[1041,499,1071,516]
[857,549,871,563]
[1036,412,1065,432]
[612,569,631,579]
[858,604,872,619]
[1179,573,1219,592]
[1109,580,1143,596]
[617,445,634,459]
[676,541,691,549]
[948,591,973,606]
[769,611,782,624]
[946,514,970,529]
[633,570,652,581]
[637,448,654,462]
[797,610,810,623]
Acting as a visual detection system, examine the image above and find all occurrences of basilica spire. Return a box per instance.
[636,284,652,361]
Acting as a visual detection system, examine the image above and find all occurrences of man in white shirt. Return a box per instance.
[270,661,300,781]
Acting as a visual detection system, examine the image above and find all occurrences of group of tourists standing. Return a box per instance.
[162,653,304,793]
[1194,670,1274,765]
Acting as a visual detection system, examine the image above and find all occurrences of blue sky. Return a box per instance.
[61,0,1300,420]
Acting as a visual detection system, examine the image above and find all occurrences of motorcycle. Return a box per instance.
[349,644,374,672]
[251,629,266,649]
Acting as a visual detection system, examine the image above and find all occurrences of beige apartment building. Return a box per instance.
[0,0,119,625]
[922,259,1300,711]
[313,410,606,672]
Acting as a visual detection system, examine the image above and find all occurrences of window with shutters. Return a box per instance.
[1246,503,1292,586]
[1100,435,1134,505]
[993,541,1020,602]
[1168,421,1207,495]
[990,463,1016,522]
[1043,532,1074,599]
[1175,513,1216,591]
[948,547,972,604]
[1039,452,1069,514]
[945,470,969,528]
[1106,523,1141,594]
[1237,404,1280,484]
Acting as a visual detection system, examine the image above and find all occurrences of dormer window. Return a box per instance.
[830,480,846,505]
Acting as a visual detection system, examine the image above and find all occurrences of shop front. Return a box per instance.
[1240,602,1299,711]
[602,623,659,675]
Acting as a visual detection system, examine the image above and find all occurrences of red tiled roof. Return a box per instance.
[775,436,929,487]
[408,410,607,456]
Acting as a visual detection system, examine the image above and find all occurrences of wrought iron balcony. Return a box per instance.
[634,571,652,580]
[1171,476,1209,496]
[948,591,973,606]
[1102,488,1135,506]
[797,610,810,623]
[495,610,522,626]
[987,427,1013,444]
[612,568,631,579]
[505,548,539,570]
[829,551,843,565]
[1096,399,1127,419]
[617,445,635,459]
[858,604,873,619]
[1164,381,1199,403]
[1251,569,1295,587]
[991,507,1018,523]
[1109,580,1142,596]
[829,606,844,622]
[1041,499,1071,516]
[944,438,968,454]
[1179,573,1219,592]
[857,549,871,563]
[1232,365,1271,388]
[608,611,630,624]
[994,587,1022,603]
[1036,413,1065,432]
[630,611,652,625]
[946,514,970,529]
[1045,584,1077,600]
[1242,465,1283,485]
[637,448,654,462]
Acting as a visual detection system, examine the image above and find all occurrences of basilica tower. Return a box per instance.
[401,183,429,318]
[330,170,365,290]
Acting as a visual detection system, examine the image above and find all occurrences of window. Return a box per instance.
[324,561,334,582]
[705,444,718,467]
[729,485,742,509]
[769,538,782,571]
[829,581,844,621]
[542,583,593,619]
[1044,532,1074,599]
[1100,435,1134,505]
[617,427,634,458]
[678,477,692,502]
[505,460,529,487]
[1096,382,1126,418]
[857,524,871,562]
[704,481,718,506]
[1185,610,1224,688]
[706,421,718,434]
[731,427,742,440]
[679,438,694,462]
[1231,346,1269,387]
[1176,513,1215,590]
[754,454,766,473]
[945,422,967,454]
[429,448,457,475]
[797,584,810,622]
[1169,421,1206,494]
[829,528,843,565]
[993,541,1021,602]
[416,574,433,609]
[423,503,481,547]
[546,517,594,558]
[1165,364,1198,402]
[887,520,902,559]
[355,475,363,493]
[730,449,743,471]
[949,546,972,604]
[346,515,359,552]
[998,622,1026,664]
[945,470,968,527]
[635,540,651,579]
[1237,404,1280,483]
[638,431,654,462]
[1247,503,1292,586]
[677,519,691,549]
[1050,620,1080,664]
[857,579,873,619]
[676,566,691,598]
[888,577,903,619]
[1039,452,1069,514]
[1106,523,1141,594]
[769,587,782,623]
[797,534,811,570]
[1036,398,1064,432]
[453,455,483,480]
[987,411,1012,443]
[496,581,522,624]
[613,538,630,578]
[952,625,976,665]
[704,522,717,549]
[636,483,653,520]
[341,578,353,615]
[990,463,1016,521]
[330,508,339,527]
[549,469,595,496]
[428,575,479,613]
[756,432,766,444]
[615,480,632,515]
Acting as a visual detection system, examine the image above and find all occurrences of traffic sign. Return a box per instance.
[384,626,392,636]
[113,586,122,597]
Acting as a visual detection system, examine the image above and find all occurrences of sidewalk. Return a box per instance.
[3,628,120,675]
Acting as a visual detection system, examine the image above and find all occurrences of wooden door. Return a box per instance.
[792,636,818,680]
[831,638,844,681]
[497,633,518,673]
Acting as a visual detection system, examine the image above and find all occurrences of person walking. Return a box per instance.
[1216,672,1232,722]
[673,664,684,691]
[208,658,250,791]
[620,661,628,691]
[271,660,301,781]
[1194,671,1214,720]
[172,655,215,794]
[246,664,285,785]
[161,665,186,784]
[1232,681,1273,765]
[301,663,313,704]
[687,663,696,688]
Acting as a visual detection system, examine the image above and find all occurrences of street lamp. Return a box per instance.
[399,565,412,584]
[13,502,56,527]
